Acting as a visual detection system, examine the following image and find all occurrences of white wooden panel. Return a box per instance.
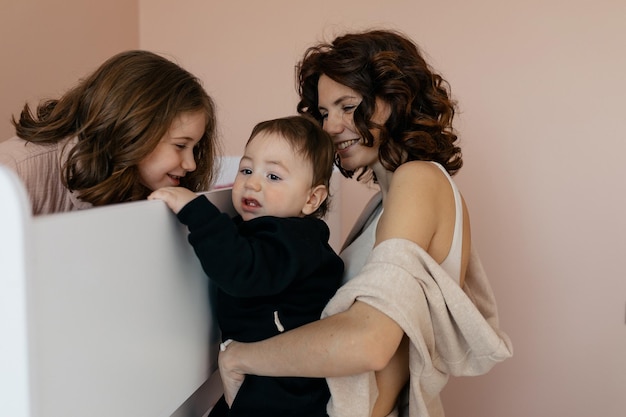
[0,166,32,417]
[0,162,232,417]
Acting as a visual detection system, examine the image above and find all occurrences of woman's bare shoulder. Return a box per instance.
[391,160,449,188]
[377,161,451,249]
[386,161,452,207]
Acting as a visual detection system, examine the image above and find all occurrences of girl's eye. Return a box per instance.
[175,143,187,150]
[268,173,281,181]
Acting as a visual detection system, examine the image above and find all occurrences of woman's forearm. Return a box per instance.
[222,301,404,378]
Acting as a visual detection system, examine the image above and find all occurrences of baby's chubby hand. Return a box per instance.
[148,187,198,214]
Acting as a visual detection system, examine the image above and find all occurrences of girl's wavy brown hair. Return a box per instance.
[296,29,462,181]
[12,50,220,206]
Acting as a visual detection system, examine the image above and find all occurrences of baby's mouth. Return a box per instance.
[243,198,261,207]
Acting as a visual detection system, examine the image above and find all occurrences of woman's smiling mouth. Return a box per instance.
[336,139,360,151]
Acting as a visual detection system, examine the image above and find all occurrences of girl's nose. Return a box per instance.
[182,150,197,173]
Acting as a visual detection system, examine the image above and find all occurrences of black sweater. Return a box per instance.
[178,195,343,416]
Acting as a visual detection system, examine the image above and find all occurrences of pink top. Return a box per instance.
[0,136,91,215]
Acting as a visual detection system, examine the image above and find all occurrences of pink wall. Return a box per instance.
[0,0,139,141]
[2,1,625,416]
[140,1,626,416]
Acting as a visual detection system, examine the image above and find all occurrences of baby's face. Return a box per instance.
[231,132,315,221]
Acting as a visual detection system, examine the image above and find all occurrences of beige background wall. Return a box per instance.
[0,0,138,140]
[3,1,626,416]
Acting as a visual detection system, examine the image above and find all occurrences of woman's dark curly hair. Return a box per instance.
[296,29,462,180]
[12,50,220,206]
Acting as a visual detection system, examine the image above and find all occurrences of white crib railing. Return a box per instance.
[0,165,232,417]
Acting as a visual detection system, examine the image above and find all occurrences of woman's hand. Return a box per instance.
[218,341,246,406]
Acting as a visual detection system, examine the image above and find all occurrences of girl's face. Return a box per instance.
[138,111,206,191]
[232,132,317,221]
[317,74,390,172]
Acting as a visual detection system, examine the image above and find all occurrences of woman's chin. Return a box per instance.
[338,160,360,173]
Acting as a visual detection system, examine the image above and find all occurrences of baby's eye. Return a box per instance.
[239,168,252,175]
[267,173,282,181]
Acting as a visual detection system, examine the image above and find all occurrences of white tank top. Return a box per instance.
[340,162,463,285]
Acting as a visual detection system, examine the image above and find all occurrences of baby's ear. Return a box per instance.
[301,185,328,216]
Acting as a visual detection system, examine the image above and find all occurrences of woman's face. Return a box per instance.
[316,74,390,172]
[137,110,206,191]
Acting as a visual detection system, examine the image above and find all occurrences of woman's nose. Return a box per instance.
[323,112,344,136]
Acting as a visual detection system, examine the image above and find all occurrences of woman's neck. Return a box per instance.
[372,162,393,203]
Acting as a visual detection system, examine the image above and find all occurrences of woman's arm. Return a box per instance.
[376,162,443,255]
[371,335,410,417]
[219,300,404,404]
[219,162,462,407]
[377,161,470,278]
[370,161,469,415]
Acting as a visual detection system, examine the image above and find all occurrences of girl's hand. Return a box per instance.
[218,341,246,406]
[148,187,197,214]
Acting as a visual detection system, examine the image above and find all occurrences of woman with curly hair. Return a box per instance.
[0,50,220,215]
[218,29,512,417]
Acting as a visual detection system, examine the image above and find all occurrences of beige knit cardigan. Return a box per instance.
[322,238,513,417]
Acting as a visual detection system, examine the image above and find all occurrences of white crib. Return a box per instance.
[0,165,233,417]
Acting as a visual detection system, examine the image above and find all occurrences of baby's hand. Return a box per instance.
[148,187,197,214]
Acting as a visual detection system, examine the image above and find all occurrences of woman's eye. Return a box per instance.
[320,112,329,120]
[343,105,357,113]
[175,144,187,150]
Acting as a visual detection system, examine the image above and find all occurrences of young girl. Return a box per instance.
[218,29,512,417]
[0,50,219,215]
